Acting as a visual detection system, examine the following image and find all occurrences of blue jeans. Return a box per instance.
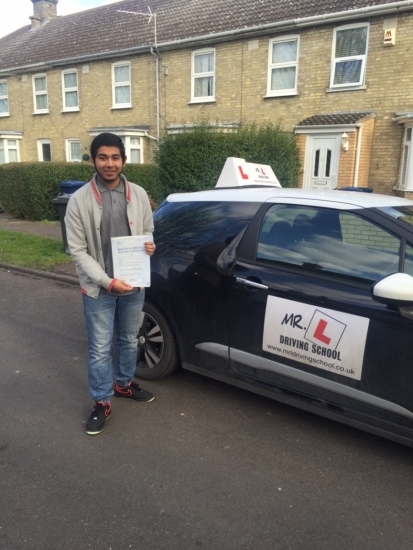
[82,290,145,402]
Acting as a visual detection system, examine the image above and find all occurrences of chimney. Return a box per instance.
[30,0,58,28]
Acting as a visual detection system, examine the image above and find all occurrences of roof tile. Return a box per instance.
[0,0,404,71]
[297,112,375,126]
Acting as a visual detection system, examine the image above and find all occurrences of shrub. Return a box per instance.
[0,162,163,221]
[154,121,300,194]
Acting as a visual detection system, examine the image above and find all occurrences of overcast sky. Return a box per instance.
[0,0,121,38]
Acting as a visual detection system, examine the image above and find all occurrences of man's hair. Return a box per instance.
[90,133,126,160]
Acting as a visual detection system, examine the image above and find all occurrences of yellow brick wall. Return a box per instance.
[159,14,413,194]
[357,117,375,188]
[337,131,357,188]
[334,117,375,189]
[3,12,413,195]
[3,54,158,163]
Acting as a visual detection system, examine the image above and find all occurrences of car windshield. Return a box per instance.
[378,205,413,228]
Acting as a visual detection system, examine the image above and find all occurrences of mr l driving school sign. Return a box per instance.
[215,157,281,188]
[263,297,369,380]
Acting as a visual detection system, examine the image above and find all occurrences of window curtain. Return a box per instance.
[115,86,131,104]
[0,99,8,113]
[35,77,46,92]
[36,95,47,110]
[271,67,295,90]
[70,142,81,161]
[195,76,213,97]
[272,40,297,64]
[335,27,367,57]
[194,53,213,74]
[65,91,78,108]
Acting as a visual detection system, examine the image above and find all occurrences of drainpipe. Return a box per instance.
[150,47,160,142]
[353,125,362,188]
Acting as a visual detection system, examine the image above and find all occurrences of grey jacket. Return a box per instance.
[65,174,154,298]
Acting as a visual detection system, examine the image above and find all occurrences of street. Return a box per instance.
[0,268,412,550]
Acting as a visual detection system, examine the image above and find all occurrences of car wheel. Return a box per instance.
[135,300,179,380]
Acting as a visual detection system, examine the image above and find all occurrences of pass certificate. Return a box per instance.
[111,235,151,287]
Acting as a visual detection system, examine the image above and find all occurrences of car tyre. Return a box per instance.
[135,300,179,380]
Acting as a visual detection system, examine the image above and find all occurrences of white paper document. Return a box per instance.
[111,235,151,287]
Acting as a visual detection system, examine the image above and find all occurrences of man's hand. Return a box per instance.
[144,241,155,256]
[111,279,134,293]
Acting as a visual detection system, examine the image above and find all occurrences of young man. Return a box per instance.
[65,133,155,435]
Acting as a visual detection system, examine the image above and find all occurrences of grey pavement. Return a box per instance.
[1,212,413,549]
[1,269,413,550]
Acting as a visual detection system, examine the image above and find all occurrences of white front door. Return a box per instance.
[304,135,340,190]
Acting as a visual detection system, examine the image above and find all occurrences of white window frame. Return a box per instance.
[330,23,369,90]
[400,126,413,190]
[123,136,143,164]
[89,130,144,164]
[62,69,79,112]
[266,35,299,97]
[191,48,215,103]
[65,139,82,162]
[0,137,20,164]
[33,73,49,114]
[112,61,131,109]
[37,139,52,162]
[0,80,9,117]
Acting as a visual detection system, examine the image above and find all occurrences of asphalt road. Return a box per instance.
[0,268,412,550]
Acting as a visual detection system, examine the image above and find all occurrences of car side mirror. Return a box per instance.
[372,273,413,306]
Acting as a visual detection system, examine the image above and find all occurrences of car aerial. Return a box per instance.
[135,157,413,447]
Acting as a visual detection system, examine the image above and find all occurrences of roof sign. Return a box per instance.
[215,157,281,188]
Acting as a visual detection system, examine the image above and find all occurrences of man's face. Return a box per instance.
[93,145,126,187]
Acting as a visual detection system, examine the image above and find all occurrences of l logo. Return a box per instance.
[238,166,249,180]
[305,310,346,350]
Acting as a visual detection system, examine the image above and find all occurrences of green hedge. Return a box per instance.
[155,121,301,194]
[0,123,300,220]
[0,162,163,221]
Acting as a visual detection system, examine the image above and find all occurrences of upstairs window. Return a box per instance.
[33,74,48,113]
[267,36,299,96]
[330,24,369,89]
[62,70,79,111]
[66,139,81,162]
[191,49,215,102]
[0,81,9,116]
[112,62,131,108]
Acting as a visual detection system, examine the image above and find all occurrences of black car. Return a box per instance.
[136,179,413,447]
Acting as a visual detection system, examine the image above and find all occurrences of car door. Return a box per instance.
[226,201,413,431]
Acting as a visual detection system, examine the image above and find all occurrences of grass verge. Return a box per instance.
[0,230,72,270]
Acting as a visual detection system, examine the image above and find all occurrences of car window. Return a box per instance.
[154,201,260,252]
[378,205,413,228]
[257,204,401,284]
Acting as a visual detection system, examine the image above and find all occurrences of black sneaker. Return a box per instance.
[114,381,154,402]
[86,401,111,435]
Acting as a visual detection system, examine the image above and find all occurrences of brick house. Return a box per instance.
[1,0,413,196]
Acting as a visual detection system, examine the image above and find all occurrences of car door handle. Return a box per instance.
[236,277,268,290]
